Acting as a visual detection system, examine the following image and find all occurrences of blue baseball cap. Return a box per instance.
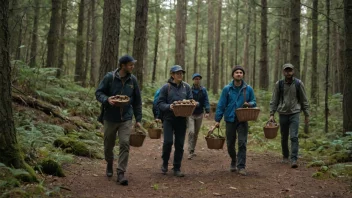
[119,55,137,64]
[192,73,202,80]
[170,65,185,73]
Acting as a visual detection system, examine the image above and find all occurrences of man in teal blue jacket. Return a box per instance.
[215,66,256,176]
[95,55,142,186]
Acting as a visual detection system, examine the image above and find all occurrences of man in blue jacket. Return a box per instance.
[215,66,256,176]
[187,73,210,160]
[95,55,142,186]
[157,65,193,177]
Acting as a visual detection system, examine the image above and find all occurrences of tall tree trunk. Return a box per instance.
[164,0,172,79]
[207,0,214,90]
[212,0,222,94]
[29,0,40,68]
[274,38,281,83]
[291,0,300,79]
[74,0,85,84]
[175,0,187,68]
[90,0,98,87]
[8,0,20,59]
[220,42,225,88]
[333,23,340,93]
[302,20,311,84]
[57,0,67,78]
[252,3,257,89]
[126,1,133,54]
[83,2,91,87]
[343,0,352,133]
[46,0,61,68]
[235,0,239,65]
[193,0,201,74]
[152,1,160,84]
[0,0,24,169]
[132,0,149,90]
[243,0,251,81]
[259,0,268,90]
[324,0,330,133]
[99,0,120,82]
[339,31,345,94]
[311,0,319,105]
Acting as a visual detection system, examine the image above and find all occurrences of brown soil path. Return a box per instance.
[49,120,351,198]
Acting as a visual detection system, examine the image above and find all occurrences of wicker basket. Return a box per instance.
[263,121,279,139]
[147,128,162,139]
[173,104,196,117]
[129,133,146,147]
[111,95,130,107]
[236,108,260,122]
[205,126,225,149]
[205,136,225,149]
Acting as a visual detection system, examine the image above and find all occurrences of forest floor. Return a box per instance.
[45,119,351,198]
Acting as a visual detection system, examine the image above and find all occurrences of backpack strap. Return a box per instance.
[279,80,284,104]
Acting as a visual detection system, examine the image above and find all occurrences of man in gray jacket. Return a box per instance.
[269,63,309,168]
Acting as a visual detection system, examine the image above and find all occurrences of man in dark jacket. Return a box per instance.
[187,73,210,160]
[95,55,142,186]
[157,65,193,177]
[269,63,310,168]
[215,66,257,176]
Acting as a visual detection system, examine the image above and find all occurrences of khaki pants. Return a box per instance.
[188,113,203,153]
[103,120,132,173]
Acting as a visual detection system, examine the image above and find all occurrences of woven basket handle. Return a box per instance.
[207,125,217,136]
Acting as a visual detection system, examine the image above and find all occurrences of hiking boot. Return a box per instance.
[187,152,196,160]
[291,160,298,168]
[230,164,237,172]
[161,164,168,174]
[106,161,113,177]
[117,172,128,186]
[238,169,247,176]
[173,170,185,177]
[281,158,290,164]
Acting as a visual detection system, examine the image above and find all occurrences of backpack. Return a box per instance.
[193,86,204,102]
[97,71,138,123]
[278,78,301,104]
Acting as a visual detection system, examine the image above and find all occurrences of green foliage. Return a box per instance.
[37,159,65,177]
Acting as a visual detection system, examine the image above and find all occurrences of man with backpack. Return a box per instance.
[187,73,210,160]
[269,63,310,168]
[95,55,142,185]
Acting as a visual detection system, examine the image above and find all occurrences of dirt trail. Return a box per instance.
[49,120,351,198]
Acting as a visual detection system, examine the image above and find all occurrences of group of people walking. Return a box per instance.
[95,55,310,186]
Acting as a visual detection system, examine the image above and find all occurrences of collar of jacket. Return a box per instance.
[168,78,184,88]
[192,84,202,90]
[229,79,247,90]
[113,68,132,80]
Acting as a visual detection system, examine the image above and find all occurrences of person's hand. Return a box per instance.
[215,122,220,128]
[135,122,142,128]
[108,96,116,106]
[269,115,274,122]
[204,113,209,118]
[196,102,199,106]
[305,116,309,124]
[243,102,250,108]
[170,104,174,111]
[155,119,161,123]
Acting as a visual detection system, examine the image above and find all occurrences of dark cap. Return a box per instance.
[192,73,202,80]
[170,65,185,73]
[232,65,245,75]
[119,55,137,65]
[282,63,294,70]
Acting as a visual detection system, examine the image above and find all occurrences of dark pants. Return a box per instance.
[226,121,248,169]
[279,113,300,161]
[162,117,187,171]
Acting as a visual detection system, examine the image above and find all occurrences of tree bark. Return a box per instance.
[132,0,149,90]
[8,0,20,59]
[252,3,257,89]
[259,0,269,90]
[243,0,251,81]
[164,0,172,79]
[235,0,239,65]
[57,0,67,78]
[0,0,23,168]
[99,0,121,82]
[212,0,222,94]
[90,0,98,87]
[193,0,201,74]
[74,0,85,85]
[302,20,311,84]
[83,2,91,87]
[175,0,187,68]
[29,0,40,68]
[325,0,330,133]
[207,0,214,90]
[290,0,301,79]
[152,0,160,84]
[343,0,352,133]
[311,0,319,105]
[45,0,61,68]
